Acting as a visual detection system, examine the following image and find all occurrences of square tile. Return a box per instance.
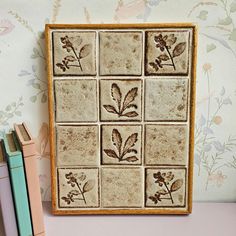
[53,31,96,76]
[145,78,188,121]
[101,168,143,207]
[145,30,190,75]
[54,79,97,122]
[101,125,142,165]
[99,32,143,75]
[145,168,186,207]
[56,125,99,166]
[100,79,142,121]
[145,125,188,165]
[58,168,99,208]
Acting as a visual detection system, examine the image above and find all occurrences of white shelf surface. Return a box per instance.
[0,202,235,235]
[42,202,236,236]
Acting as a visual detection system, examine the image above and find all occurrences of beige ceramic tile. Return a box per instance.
[58,168,99,208]
[101,125,142,165]
[101,168,143,207]
[53,31,96,76]
[145,168,186,207]
[99,32,142,75]
[145,78,188,121]
[100,79,142,121]
[145,125,188,165]
[54,79,97,122]
[56,125,99,166]
[145,30,190,75]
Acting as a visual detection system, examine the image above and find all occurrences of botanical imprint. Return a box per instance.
[61,171,95,205]
[149,33,186,71]
[148,171,183,204]
[103,83,139,117]
[103,128,139,162]
[56,35,92,72]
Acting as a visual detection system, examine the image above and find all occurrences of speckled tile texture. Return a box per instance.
[49,26,195,214]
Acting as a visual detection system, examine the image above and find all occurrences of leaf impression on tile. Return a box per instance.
[149,33,186,71]
[103,128,138,162]
[61,172,95,205]
[148,171,183,204]
[56,35,92,72]
[103,83,138,117]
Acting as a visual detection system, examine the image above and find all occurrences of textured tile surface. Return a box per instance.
[54,79,97,122]
[145,125,188,165]
[101,125,142,165]
[145,168,186,207]
[100,79,142,121]
[57,125,99,166]
[58,168,99,208]
[101,168,143,207]
[99,32,143,75]
[145,78,188,121]
[145,30,190,75]
[53,31,96,76]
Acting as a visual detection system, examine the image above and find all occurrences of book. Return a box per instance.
[3,131,33,236]
[0,139,18,236]
[15,123,45,236]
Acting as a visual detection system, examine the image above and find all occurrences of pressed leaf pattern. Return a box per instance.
[56,35,92,72]
[149,33,186,71]
[149,171,183,205]
[61,172,95,205]
[103,83,139,118]
[104,128,139,163]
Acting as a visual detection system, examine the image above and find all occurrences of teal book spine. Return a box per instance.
[4,132,33,236]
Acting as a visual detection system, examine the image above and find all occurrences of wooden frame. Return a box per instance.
[45,23,197,215]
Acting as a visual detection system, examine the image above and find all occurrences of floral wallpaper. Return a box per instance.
[0,0,236,202]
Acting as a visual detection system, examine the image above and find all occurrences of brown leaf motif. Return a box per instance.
[61,171,95,205]
[149,171,183,205]
[103,83,139,118]
[104,129,139,163]
[56,35,92,72]
[149,33,186,72]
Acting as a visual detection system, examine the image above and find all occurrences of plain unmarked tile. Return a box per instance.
[145,124,188,165]
[100,79,142,121]
[101,125,142,165]
[58,168,99,208]
[145,168,186,207]
[145,78,188,121]
[54,79,97,122]
[53,31,96,76]
[145,30,190,75]
[101,168,143,207]
[56,125,99,166]
[99,32,143,75]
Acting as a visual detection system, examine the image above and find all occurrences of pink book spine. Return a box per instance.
[0,162,18,236]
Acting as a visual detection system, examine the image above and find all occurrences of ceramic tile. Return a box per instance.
[145,30,190,75]
[99,32,142,75]
[53,31,96,76]
[145,125,188,165]
[56,125,99,166]
[100,79,142,121]
[58,168,99,208]
[101,168,143,207]
[145,78,188,121]
[145,168,186,207]
[54,79,97,122]
[101,125,142,165]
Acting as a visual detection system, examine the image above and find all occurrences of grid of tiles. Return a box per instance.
[48,25,195,214]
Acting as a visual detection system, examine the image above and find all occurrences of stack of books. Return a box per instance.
[0,122,45,236]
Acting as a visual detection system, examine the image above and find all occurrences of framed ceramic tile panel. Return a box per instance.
[45,23,197,215]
